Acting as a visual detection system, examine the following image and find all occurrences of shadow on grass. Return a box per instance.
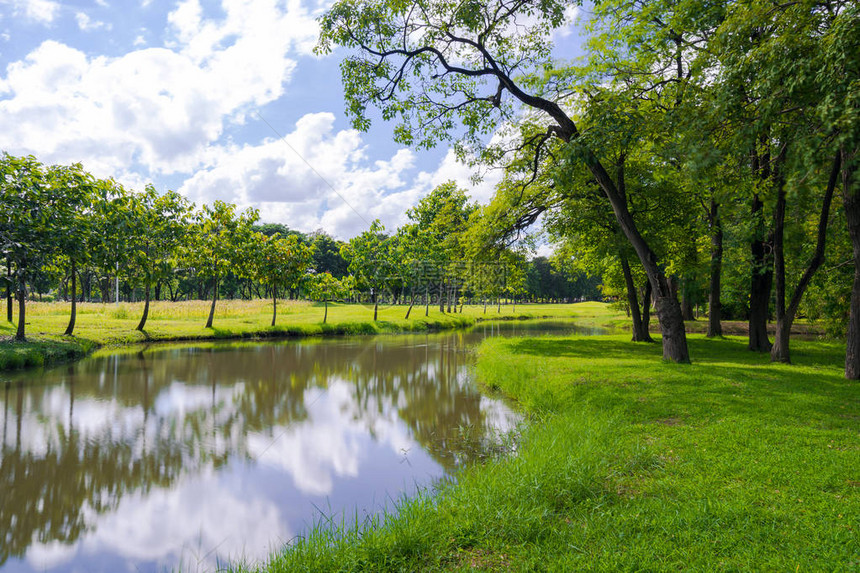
[501,335,857,430]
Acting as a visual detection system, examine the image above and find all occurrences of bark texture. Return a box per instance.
[748,193,773,352]
[707,199,723,337]
[841,149,860,379]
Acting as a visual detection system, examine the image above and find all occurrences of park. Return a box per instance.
[1,0,858,571]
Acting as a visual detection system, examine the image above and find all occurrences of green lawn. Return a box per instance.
[0,299,612,370]
[238,333,859,572]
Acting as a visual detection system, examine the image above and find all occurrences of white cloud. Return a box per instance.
[0,0,319,180]
[552,6,580,40]
[75,11,110,32]
[3,0,60,23]
[177,111,504,238]
[412,149,503,204]
[177,110,508,238]
[178,112,418,237]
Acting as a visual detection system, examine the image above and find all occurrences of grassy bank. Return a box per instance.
[0,299,612,371]
[239,333,858,571]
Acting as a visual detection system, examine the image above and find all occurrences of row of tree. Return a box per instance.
[317,0,859,376]
[0,154,599,341]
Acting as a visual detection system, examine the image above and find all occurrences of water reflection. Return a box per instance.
[0,320,597,572]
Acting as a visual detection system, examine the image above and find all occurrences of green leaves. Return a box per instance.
[255,232,314,293]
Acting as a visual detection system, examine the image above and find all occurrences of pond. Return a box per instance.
[0,321,601,572]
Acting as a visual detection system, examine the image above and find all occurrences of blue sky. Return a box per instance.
[0,0,583,239]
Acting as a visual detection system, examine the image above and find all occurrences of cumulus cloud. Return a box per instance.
[0,0,319,179]
[178,111,503,238]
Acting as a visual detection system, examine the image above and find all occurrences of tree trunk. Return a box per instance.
[324,298,328,324]
[405,288,415,319]
[15,284,25,341]
[137,281,151,331]
[620,250,649,342]
[840,149,860,378]
[580,150,689,362]
[271,286,278,327]
[205,278,218,328]
[770,154,842,363]
[425,285,430,317]
[770,175,789,361]
[748,193,773,352]
[373,294,378,321]
[681,289,695,321]
[64,259,77,336]
[641,281,652,337]
[707,198,723,337]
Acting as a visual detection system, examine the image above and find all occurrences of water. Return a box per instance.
[0,320,600,572]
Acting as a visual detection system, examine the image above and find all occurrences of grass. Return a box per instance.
[0,299,613,371]
[234,333,859,572]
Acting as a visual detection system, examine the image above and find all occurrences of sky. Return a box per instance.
[0,0,584,240]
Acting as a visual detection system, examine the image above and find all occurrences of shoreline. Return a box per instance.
[241,332,855,572]
[0,300,605,373]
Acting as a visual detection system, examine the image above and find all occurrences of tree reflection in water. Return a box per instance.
[0,322,588,572]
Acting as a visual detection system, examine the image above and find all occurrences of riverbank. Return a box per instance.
[241,333,858,571]
[0,299,613,372]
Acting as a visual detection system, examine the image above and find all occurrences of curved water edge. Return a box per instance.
[0,320,606,573]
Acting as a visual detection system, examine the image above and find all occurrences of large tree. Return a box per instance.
[318,0,692,362]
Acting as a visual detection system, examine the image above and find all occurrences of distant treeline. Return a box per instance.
[0,154,600,339]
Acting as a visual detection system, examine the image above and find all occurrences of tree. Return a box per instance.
[318,0,692,362]
[181,201,259,328]
[708,0,858,367]
[128,186,192,331]
[255,233,313,326]
[43,163,98,336]
[0,154,56,341]
[341,220,390,321]
[307,272,354,323]
[402,182,477,313]
[89,179,134,304]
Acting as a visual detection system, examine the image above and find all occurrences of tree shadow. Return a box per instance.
[501,335,856,430]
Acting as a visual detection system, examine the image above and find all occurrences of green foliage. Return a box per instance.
[307,272,353,302]
[181,200,260,287]
[255,233,314,297]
